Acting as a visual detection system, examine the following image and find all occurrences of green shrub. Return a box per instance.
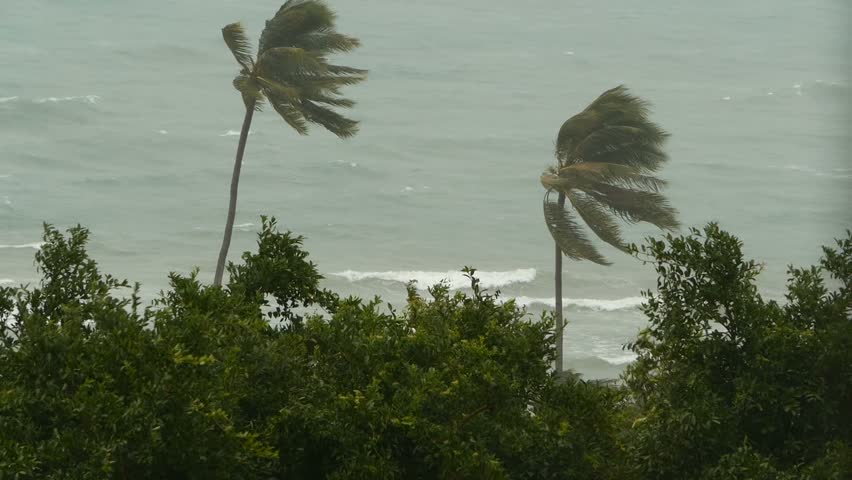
[0,219,625,479]
[3,219,847,479]
[624,224,852,479]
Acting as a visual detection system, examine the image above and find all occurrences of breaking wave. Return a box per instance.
[510,296,645,312]
[568,355,636,375]
[0,242,44,250]
[219,130,253,137]
[33,95,100,104]
[331,268,536,290]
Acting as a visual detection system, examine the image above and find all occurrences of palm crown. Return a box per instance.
[541,86,679,265]
[222,0,367,138]
[213,0,365,287]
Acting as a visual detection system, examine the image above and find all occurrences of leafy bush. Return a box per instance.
[0,219,625,479]
[624,224,852,479]
[2,219,848,479]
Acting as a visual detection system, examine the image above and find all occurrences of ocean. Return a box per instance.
[1,0,850,378]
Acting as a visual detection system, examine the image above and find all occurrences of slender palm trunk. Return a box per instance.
[213,103,256,287]
[554,192,566,373]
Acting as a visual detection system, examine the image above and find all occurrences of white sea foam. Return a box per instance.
[0,174,11,179]
[0,278,15,285]
[220,130,252,137]
[1,307,15,330]
[510,296,645,312]
[779,164,850,178]
[235,222,255,231]
[34,95,100,104]
[598,353,637,365]
[0,242,45,250]
[567,355,637,377]
[158,129,168,135]
[784,165,818,173]
[0,96,18,103]
[332,268,537,290]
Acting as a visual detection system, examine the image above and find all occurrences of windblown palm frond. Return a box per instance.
[556,85,669,170]
[567,191,627,253]
[214,1,366,287]
[546,162,668,192]
[269,96,309,134]
[586,183,679,230]
[221,0,366,138]
[542,85,679,264]
[543,191,609,265]
[259,0,348,54]
[222,22,254,71]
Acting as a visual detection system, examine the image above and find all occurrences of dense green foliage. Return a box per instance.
[1,220,849,478]
[0,219,625,479]
[625,224,852,479]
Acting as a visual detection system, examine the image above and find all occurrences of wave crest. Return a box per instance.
[34,95,100,104]
[220,130,253,137]
[778,165,852,179]
[331,268,536,290]
[570,354,636,370]
[0,242,44,250]
[510,296,644,312]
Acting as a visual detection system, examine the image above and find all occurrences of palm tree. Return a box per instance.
[540,85,679,373]
[213,0,367,286]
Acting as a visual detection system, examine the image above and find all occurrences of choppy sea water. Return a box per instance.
[2,0,850,378]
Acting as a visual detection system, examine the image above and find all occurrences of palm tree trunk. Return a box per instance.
[554,192,566,373]
[213,103,256,287]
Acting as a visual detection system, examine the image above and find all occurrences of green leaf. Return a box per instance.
[267,94,309,135]
[232,74,264,108]
[255,75,300,100]
[222,22,254,71]
[556,85,668,167]
[568,192,628,252]
[259,0,338,54]
[543,192,610,265]
[297,100,359,138]
[572,126,669,172]
[587,183,680,231]
[258,47,328,76]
